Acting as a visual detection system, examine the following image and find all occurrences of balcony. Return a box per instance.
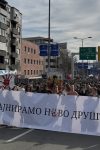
[0,0,8,6]
[0,22,8,30]
[0,50,6,56]
[0,35,6,43]
[0,7,10,18]
[9,62,19,70]
[11,39,18,46]
[11,15,19,23]
[11,8,20,23]
[12,28,19,35]
[11,52,18,58]
[0,63,6,70]
[6,21,10,27]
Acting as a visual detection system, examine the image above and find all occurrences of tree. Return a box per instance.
[57,49,72,79]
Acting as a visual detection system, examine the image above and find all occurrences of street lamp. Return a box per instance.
[73,36,92,47]
[73,36,92,77]
[48,0,51,73]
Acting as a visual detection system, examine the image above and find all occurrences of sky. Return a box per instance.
[7,0,100,54]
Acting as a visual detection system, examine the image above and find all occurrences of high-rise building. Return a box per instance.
[0,0,22,72]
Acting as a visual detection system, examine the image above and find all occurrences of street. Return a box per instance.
[0,126,100,150]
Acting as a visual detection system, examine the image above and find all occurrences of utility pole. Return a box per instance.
[48,0,51,73]
[73,36,92,77]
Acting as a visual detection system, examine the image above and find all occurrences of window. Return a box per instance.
[31,59,32,64]
[3,17,5,23]
[0,14,6,24]
[7,21,10,26]
[28,47,30,53]
[1,29,6,36]
[31,70,32,75]
[7,6,11,13]
[28,70,29,75]
[25,46,26,52]
[24,70,26,75]
[0,56,4,63]
[37,60,38,65]
[31,48,33,53]
[28,59,30,64]
[34,70,35,75]
[34,49,36,54]
[24,58,26,64]
[34,60,35,64]
[37,70,38,74]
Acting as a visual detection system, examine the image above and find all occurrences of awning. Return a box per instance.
[28,76,42,79]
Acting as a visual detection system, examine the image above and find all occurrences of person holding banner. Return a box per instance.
[65,84,78,96]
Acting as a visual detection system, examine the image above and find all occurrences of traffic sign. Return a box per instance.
[50,44,59,56]
[39,44,48,56]
[77,63,88,69]
[39,43,59,56]
[79,47,96,60]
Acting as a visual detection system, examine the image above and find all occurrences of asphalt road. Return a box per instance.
[0,126,100,150]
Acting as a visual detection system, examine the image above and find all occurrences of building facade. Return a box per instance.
[23,37,57,71]
[0,0,22,71]
[23,36,53,45]
[23,37,69,79]
[21,40,44,78]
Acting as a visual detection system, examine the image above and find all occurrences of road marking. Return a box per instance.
[5,129,33,143]
[84,144,98,149]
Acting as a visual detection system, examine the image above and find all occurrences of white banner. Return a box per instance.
[0,90,100,136]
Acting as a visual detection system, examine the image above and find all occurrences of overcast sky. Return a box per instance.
[7,0,100,53]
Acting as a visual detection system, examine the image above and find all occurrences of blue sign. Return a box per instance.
[77,63,88,69]
[50,44,59,56]
[90,67,99,75]
[39,43,59,56]
[84,63,88,69]
[39,45,48,56]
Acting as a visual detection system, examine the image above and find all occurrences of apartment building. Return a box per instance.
[23,36,53,45]
[21,40,44,78]
[23,37,58,71]
[0,0,22,71]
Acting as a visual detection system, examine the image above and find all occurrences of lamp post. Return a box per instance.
[73,36,92,77]
[73,36,92,47]
[48,0,51,73]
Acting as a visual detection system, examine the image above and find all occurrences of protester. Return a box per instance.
[65,84,78,96]
[1,74,100,97]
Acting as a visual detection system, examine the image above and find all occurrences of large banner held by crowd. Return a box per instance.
[0,90,100,136]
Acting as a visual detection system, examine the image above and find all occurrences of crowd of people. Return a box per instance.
[0,75,100,97]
